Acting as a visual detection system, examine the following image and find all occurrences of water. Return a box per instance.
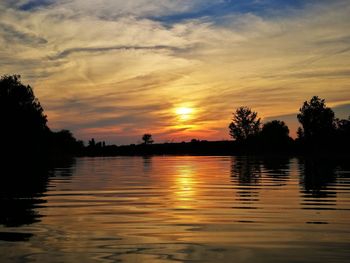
[1,156,350,262]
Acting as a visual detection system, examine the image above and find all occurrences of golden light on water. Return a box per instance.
[174,166,197,209]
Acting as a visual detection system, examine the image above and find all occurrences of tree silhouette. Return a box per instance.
[336,116,350,135]
[50,130,84,155]
[229,107,261,141]
[260,120,292,149]
[297,96,335,141]
[335,116,350,151]
[88,138,96,147]
[0,75,49,157]
[142,134,154,144]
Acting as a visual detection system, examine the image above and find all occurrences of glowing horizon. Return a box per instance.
[1,1,350,144]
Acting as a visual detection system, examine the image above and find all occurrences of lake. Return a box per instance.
[1,156,350,262]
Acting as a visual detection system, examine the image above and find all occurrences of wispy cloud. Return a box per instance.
[51,44,189,59]
[0,0,349,144]
[0,22,47,45]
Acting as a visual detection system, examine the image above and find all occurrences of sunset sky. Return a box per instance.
[1,0,350,144]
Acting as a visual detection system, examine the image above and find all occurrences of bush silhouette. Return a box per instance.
[50,130,84,156]
[260,120,292,151]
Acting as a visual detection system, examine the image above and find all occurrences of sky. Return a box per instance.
[1,0,350,144]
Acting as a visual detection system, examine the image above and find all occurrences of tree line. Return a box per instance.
[0,75,83,162]
[228,96,350,153]
[1,74,349,158]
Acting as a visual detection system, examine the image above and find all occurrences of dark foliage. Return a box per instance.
[296,96,350,153]
[334,116,350,152]
[229,107,261,141]
[0,75,81,160]
[0,75,49,158]
[85,138,106,156]
[142,134,154,144]
[259,120,293,152]
[297,96,336,143]
[261,120,289,140]
[49,130,84,156]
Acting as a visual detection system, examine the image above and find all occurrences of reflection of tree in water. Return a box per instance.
[51,158,76,177]
[231,157,292,205]
[261,157,291,187]
[231,157,262,203]
[299,158,337,199]
[0,166,49,227]
[231,157,262,185]
[142,156,153,173]
[299,159,337,210]
[0,159,75,229]
[262,157,290,176]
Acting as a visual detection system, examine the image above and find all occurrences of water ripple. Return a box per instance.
[1,156,350,262]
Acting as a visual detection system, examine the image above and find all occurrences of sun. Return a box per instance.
[175,107,193,121]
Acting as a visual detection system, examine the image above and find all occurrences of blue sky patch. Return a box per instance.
[18,0,55,11]
[152,0,308,24]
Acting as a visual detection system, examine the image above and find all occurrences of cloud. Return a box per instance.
[0,0,349,144]
[0,22,47,45]
[7,0,215,19]
[51,44,188,59]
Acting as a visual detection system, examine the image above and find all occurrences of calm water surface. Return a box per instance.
[1,156,350,262]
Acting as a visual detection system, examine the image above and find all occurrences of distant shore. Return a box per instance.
[81,140,350,158]
[1,75,349,162]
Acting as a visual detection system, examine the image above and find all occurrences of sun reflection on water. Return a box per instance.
[174,166,197,208]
